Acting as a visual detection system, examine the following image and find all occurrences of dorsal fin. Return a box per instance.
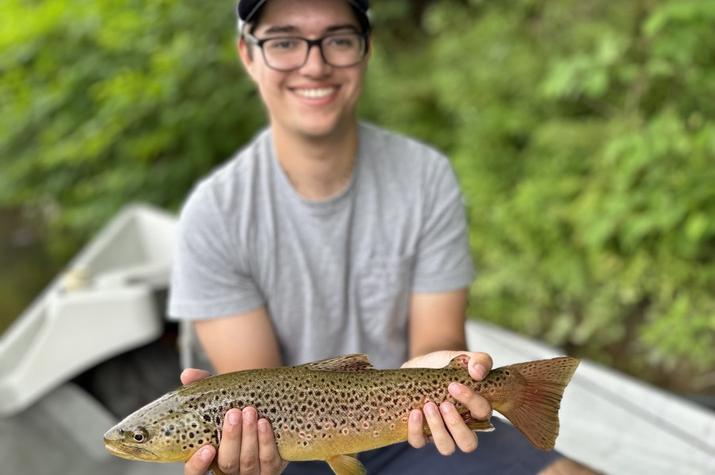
[446,354,470,370]
[300,354,374,372]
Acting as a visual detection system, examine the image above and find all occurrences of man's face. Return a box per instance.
[238,0,368,140]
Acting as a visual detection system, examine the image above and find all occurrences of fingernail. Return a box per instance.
[243,407,256,421]
[258,419,269,433]
[227,410,240,426]
[198,445,213,462]
[424,403,437,415]
[440,402,454,414]
[409,410,420,422]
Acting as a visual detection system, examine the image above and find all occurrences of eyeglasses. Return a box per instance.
[243,31,368,71]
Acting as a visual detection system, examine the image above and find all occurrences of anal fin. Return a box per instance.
[463,414,495,432]
[422,414,494,437]
[327,454,367,475]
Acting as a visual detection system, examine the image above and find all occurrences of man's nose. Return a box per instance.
[300,43,331,76]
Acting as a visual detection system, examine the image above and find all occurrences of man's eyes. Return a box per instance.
[264,34,359,50]
[326,36,356,48]
[266,39,300,50]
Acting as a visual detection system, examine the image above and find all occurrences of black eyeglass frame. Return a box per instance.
[243,31,369,71]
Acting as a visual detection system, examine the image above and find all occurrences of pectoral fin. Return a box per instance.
[327,454,367,475]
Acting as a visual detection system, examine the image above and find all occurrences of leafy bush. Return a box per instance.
[364,0,715,384]
[1,0,713,390]
[0,0,265,251]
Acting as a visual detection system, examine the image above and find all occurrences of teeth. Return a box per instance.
[295,87,335,98]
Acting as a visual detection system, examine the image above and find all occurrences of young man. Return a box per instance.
[170,1,586,474]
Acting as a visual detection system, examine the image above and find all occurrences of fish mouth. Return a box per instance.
[104,439,160,461]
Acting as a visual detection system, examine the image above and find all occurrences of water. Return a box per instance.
[0,209,62,335]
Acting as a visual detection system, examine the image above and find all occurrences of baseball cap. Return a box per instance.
[236,0,371,32]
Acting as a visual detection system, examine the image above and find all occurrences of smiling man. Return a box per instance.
[169,1,587,474]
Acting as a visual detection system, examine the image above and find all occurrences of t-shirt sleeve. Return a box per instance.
[412,156,475,293]
[168,181,264,320]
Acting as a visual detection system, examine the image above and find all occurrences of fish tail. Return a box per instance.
[491,357,579,450]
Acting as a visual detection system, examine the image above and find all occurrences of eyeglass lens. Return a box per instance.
[261,34,365,70]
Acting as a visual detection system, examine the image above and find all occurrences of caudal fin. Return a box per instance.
[494,357,579,450]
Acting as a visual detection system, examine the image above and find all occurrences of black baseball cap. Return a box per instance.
[236,0,371,31]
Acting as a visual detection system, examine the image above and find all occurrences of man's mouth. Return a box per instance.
[293,87,338,99]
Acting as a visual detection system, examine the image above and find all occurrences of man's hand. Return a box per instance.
[401,351,493,455]
[180,369,287,475]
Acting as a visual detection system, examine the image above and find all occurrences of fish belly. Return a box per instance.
[278,420,408,461]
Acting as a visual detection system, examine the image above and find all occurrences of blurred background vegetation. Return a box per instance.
[1,0,713,401]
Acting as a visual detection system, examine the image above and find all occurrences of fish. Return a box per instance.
[104,354,579,475]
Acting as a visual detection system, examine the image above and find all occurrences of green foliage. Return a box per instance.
[0,0,265,249]
[1,0,713,388]
[362,0,715,381]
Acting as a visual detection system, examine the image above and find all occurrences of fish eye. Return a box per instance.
[131,428,149,443]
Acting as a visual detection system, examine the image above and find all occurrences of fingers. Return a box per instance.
[407,409,428,449]
[216,408,242,474]
[449,382,492,420]
[180,368,211,386]
[214,407,283,475]
[418,399,482,456]
[423,402,456,455]
[467,352,493,381]
[184,444,215,475]
[439,401,478,453]
[239,407,260,474]
[257,419,285,474]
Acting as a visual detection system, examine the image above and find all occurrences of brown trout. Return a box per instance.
[104,354,579,474]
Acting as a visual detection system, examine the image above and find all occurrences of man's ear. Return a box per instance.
[237,37,258,82]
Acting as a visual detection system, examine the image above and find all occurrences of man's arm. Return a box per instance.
[408,289,469,358]
[194,306,283,373]
[184,307,287,475]
[402,289,493,456]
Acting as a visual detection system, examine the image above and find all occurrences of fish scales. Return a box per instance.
[162,367,474,459]
[105,354,580,474]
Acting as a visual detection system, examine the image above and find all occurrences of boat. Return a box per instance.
[0,204,713,474]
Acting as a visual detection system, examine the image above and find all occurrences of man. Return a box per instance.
[169,0,586,473]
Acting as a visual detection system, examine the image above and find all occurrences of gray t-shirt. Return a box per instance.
[168,123,474,369]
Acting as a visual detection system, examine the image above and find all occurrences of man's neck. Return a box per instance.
[273,122,359,201]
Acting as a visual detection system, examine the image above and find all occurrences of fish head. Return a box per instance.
[104,391,213,463]
[103,424,161,461]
